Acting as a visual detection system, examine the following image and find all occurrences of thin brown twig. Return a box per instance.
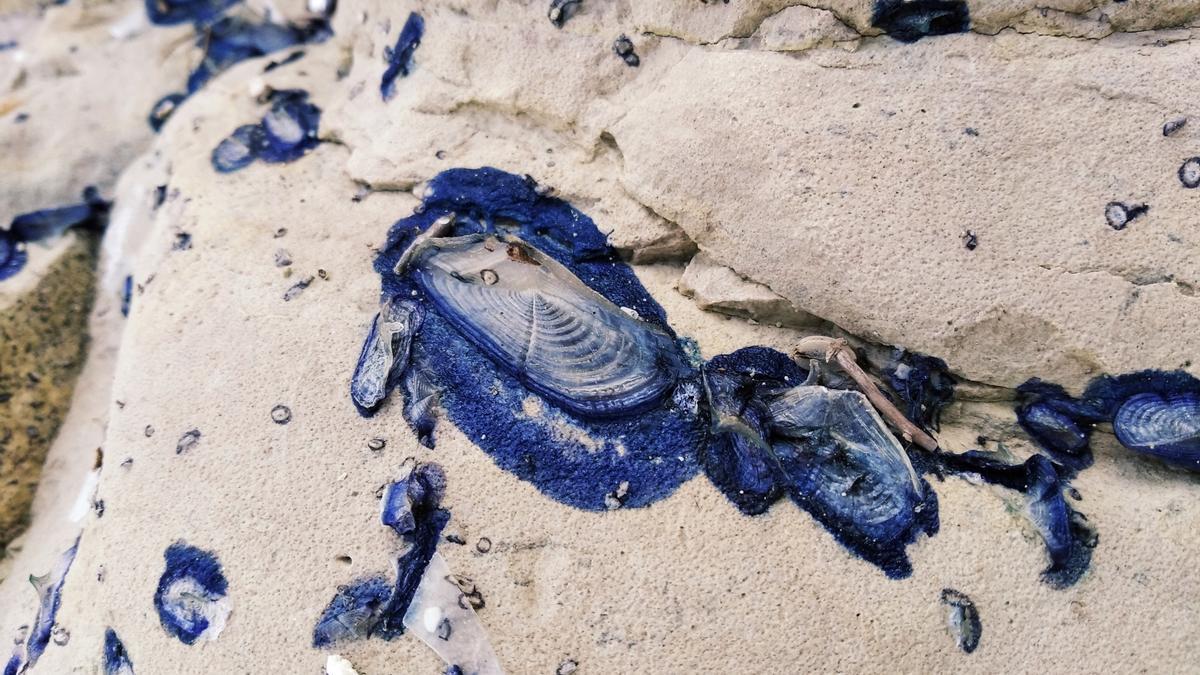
[793,336,940,452]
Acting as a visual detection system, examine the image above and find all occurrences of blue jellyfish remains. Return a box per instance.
[940,589,981,654]
[381,13,424,100]
[5,537,80,674]
[212,90,321,173]
[103,628,135,675]
[1017,370,1200,472]
[352,168,705,512]
[2,188,111,282]
[153,542,231,645]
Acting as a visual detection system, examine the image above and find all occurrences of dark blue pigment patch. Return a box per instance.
[145,0,240,26]
[2,189,109,282]
[153,541,230,645]
[3,651,18,675]
[884,349,955,432]
[211,90,320,173]
[103,628,135,675]
[0,40,16,51]
[263,49,305,72]
[313,462,450,647]
[17,536,80,671]
[359,167,704,511]
[870,0,969,42]
[381,12,424,100]
[940,589,981,654]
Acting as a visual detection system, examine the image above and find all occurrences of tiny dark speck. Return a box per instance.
[145,425,155,437]
[445,534,466,545]
[436,618,452,641]
[1163,117,1187,137]
[271,404,292,424]
[964,127,979,137]
[962,230,978,250]
[367,437,386,451]
[612,34,639,67]
[14,112,28,123]
[274,227,288,238]
[176,429,201,454]
[436,150,446,159]
[173,232,192,251]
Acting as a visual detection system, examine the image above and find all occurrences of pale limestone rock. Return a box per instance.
[753,4,860,51]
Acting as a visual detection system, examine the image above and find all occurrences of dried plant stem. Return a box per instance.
[794,336,940,452]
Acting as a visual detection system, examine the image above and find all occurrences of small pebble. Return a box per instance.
[1179,157,1200,189]
[1163,117,1187,137]
[144,425,155,437]
[964,127,979,137]
[962,230,978,250]
[176,429,201,454]
[547,0,580,27]
[481,269,499,285]
[367,437,386,451]
[318,268,329,280]
[274,227,288,238]
[435,149,446,159]
[271,404,292,424]
[51,625,70,646]
[274,249,293,267]
[436,618,452,641]
[556,660,579,675]
[475,537,492,553]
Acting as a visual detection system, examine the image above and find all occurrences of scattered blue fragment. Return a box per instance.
[884,348,955,432]
[350,297,424,414]
[2,188,109,283]
[940,589,981,653]
[121,276,133,316]
[0,40,17,51]
[6,536,81,673]
[314,462,450,647]
[145,0,240,26]
[211,90,320,173]
[148,93,186,132]
[1015,380,1104,472]
[103,628,135,675]
[153,542,231,645]
[381,12,424,100]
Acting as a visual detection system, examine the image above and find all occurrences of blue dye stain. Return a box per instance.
[2,188,109,282]
[153,541,230,645]
[211,90,320,173]
[103,628,135,675]
[314,462,450,647]
[381,12,424,101]
[361,167,704,511]
[871,0,970,43]
[884,348,955,432]
[7,536,81,673]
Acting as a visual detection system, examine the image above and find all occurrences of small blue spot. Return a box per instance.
[153,542,230,645]
[381,13,424,100]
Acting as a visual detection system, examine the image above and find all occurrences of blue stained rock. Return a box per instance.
[381,12,424,100]
[103,628,135,675]
[360,167,704,511]
[153,542,231,645]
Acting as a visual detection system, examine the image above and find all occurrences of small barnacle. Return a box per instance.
[50,625,69,646]
[962,230,978,250]
[318,268,330,280]
[1179,157,1200,189]
[97,632,138,673]
[480,269,498,285]
[612,34,639,67]
[154,542,231,645]
[148,93,185,132]
[176,429,201,454]
[940,589,981,653]
[367,437,386,451]
[556,659,579,675]
[284,275,314,301]
[1104,201,1148,230]
[381,13,424,100]
[1163,117,1187,137]
[475,537,492,553]
[548,0,581,27]
[271,404,292,424]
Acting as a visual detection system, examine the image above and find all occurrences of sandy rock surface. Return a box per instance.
[1,0,1199,672]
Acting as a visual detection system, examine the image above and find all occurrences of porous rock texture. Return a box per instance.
[1,0,1199,672]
